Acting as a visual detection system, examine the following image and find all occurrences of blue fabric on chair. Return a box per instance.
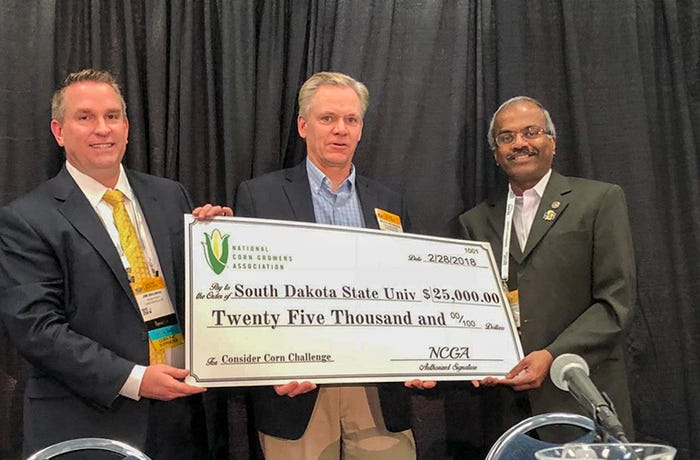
[485,412,597,460]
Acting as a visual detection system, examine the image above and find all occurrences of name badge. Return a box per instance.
[131,276,184,351]
[375,208,403,233]
[506,289,521,329]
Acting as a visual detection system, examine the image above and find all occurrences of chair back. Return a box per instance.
[25,437,151,460]
[485,412,596,460]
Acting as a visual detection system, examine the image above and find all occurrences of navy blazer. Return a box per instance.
[0,166,205,458]
[234,161,413,440]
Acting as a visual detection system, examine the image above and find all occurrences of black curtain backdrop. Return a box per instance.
[1,1,698,459]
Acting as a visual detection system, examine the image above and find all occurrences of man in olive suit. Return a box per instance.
[459,96,636,444]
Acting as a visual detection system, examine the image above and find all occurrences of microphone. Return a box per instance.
[550,353,629,442]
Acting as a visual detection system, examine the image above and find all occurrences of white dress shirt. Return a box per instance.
[66,161,183,401]
[511,169,552,251]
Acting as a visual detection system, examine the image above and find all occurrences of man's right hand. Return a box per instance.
[273,381,317,398]
[139,364,207,401]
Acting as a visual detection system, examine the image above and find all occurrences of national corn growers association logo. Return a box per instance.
[202,229,230,274]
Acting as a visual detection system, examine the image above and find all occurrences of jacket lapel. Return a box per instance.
[356,176,380,230]
[282,162,316,223]
[520,171,571,260]
[53,167,137,307]
[485,191,524,263]
[128,172,179,307]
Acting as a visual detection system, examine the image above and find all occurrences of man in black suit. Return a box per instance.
[235,71,432,460]
[0,69,230,458]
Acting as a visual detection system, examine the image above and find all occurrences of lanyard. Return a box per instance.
[500,189,516,283]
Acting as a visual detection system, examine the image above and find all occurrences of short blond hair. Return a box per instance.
[51,69,126,122]
[298,71,369,117]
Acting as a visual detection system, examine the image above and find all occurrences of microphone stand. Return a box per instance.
[590,393,641,460]
[592,392,630,444]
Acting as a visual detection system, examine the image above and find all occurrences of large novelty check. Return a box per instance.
[184,217,523,387]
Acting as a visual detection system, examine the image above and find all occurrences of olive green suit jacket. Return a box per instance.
[459,171,636,440]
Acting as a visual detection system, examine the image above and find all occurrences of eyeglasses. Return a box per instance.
[494,126,550,146]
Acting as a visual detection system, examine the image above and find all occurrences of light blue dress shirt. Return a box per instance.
[306,158,365,228]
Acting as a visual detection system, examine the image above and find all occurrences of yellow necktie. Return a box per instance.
[102,189,166,364]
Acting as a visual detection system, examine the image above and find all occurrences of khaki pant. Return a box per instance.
[259,385,415,460]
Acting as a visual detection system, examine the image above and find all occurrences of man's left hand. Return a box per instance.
[471,349,554,390]
[497,349,554,391]
[192,203,233,219]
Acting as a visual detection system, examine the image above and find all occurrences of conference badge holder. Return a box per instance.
[375,208,403,233]
[131,276,184,351]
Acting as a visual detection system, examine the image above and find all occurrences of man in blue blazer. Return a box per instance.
[0,69,229,458]
[235,72,431,460]
[459,96,636,444]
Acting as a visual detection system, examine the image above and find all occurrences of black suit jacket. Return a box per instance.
[234,161,413,440]
[0,166,206,458]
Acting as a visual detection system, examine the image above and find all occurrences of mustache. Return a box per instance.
[507,147,538,161]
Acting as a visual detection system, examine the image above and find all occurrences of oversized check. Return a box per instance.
[184,217,523,387]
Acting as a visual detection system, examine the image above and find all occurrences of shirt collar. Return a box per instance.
[509,168,552,199]
[305,157,356,193]
[65,162,135,208]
